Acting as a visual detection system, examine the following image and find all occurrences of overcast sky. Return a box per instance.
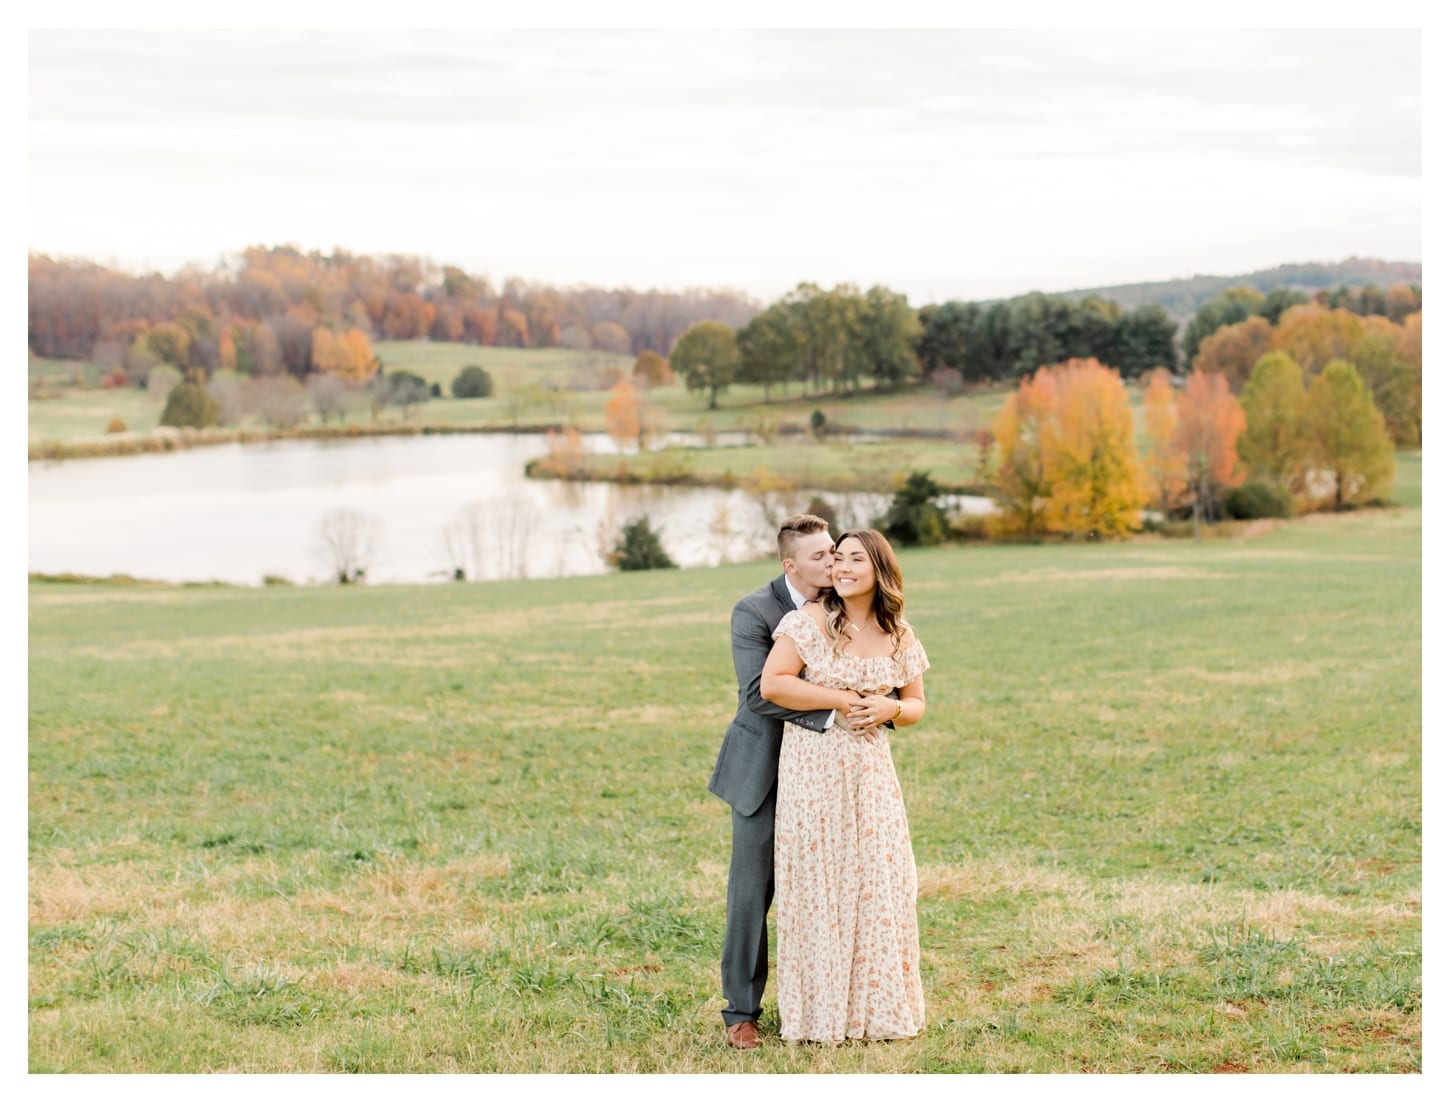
[28,28,1421,305]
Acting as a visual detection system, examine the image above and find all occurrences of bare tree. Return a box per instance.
[307,372,362,424]
[250,375,311,428]
[318,509,379,584]
[487,497,539,580]
[440,502,489,581]
[708,499,743,566]
[207,370,246,427]
[595,498,623,569]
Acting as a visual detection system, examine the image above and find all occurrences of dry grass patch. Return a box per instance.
[916,857,1090,903]
[988,566,1235,585]
[30,860,178,925]
[1180,661,1323,686]
[305,960,410,995]
[294,855,511,925]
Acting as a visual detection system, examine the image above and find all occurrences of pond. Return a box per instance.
[27,433,994,586]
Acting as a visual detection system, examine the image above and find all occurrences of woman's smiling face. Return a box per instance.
[830,536,875,599]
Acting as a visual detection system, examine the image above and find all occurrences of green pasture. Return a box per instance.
[28,344,1011,446]
[29,491,1420,1071]
[558,437,987,493]
[374,340,1000,436]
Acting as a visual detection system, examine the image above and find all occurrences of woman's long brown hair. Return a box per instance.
[820,529,908,656]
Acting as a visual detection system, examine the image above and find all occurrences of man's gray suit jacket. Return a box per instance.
[707,575,832,817]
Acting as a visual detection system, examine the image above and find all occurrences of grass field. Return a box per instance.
[27,465,1421,1071]
[555,437,988,493]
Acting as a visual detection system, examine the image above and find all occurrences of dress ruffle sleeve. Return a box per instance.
[773,608,831,669]
[893,637,930,687]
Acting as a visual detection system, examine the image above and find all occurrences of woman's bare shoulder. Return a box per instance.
[800,601,829,625]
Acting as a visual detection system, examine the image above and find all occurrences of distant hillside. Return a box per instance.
[1024,258,1422,321]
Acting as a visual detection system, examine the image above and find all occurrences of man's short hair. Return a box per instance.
[777,514,831,561]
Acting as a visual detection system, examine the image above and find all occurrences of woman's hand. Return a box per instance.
[846,693,897,733]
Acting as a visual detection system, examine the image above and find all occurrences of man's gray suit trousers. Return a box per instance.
[720,783,775,1025]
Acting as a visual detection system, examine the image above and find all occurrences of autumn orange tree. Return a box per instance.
[1303,360,1395,511]
[991,369,1058,537]
[605,378,643,452]
[1238,352,1309,494]
[311,326,379,385]
[1141,368,1187,513]
[1190,316,1273,392]
[534,427,585,479]
[1173,370,1246,527]
[1039,359,1146,538]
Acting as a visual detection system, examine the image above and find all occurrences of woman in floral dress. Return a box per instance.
[760,529,929,1044]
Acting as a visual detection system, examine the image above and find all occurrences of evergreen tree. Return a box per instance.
[159,380,220,429]
[613,516,677,571]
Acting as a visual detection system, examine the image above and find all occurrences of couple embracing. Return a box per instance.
[708,514,931,1047]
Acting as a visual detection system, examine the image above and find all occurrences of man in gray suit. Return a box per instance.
[708,514,837,1050]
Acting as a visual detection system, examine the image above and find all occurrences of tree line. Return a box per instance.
[28,247,759,368]
[29,248,1423,453]
[989,348,1398,544]
[664,279,1420,421]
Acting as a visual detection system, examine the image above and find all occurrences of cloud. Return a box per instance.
[27,29,1420,299]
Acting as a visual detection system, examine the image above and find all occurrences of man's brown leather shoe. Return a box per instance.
[725,1020,762,1049]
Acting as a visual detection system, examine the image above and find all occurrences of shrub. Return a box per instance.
[105,416,127,434]
[644,449,694,483]
[611,516,677,571]
[877,470,948,547]
[261,574,293,586]
[809,409,828,435]
[378,370,431,415]
[1225,481,1294,520]
[947,512,991,541]
[159,381,220,429]
[451,365,494,399]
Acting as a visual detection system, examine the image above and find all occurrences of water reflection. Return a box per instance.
[28,434,993,586]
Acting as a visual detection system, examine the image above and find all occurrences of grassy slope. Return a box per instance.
[28,344,1006,445]
[28,475,1420,1071]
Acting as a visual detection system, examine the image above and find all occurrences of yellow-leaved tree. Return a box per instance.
[1040,359,1146,538]
[1269,305,1363,378]
[1303,359,1395,511]
[1238,351,1309,494]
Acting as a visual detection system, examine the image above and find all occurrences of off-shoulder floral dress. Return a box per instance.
[771,609,930,1044]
